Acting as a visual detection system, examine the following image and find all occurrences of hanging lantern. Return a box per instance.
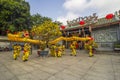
[106,13,114,19]
[79,20,85,25]
[60,25,66,30]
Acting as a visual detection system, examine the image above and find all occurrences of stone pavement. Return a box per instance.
[0,50,120,80]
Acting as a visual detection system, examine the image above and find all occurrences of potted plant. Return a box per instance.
[114,40,120,52]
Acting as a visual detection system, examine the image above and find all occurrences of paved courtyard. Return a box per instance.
[0,50,120,80]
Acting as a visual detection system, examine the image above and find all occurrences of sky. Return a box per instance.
[26,0,120,25]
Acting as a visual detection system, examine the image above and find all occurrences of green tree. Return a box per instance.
[0,0,30,35]
[30,13,52,27]
[54,21,63,26]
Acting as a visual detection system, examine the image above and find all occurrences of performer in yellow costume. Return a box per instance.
[16,44,21,57]
[70,41,77,56]
[57,46,62,57]
[49,45,54,56]
[13,44,18,60]
[84,37,97,57]
[61,45,65,55]
[27,44,31,55]
[22,43,31,61]
[53,45,57,57]
[50,44,56,57]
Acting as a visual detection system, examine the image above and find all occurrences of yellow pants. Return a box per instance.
[72,49,76,56]
[22,52,29,61]
[89,46,93,57]
[62,50,65,55]
[13,52,17,60]
[54,51,57,57]
[57,51,62,57]
[17,51,20,57]
[50,49,54,56]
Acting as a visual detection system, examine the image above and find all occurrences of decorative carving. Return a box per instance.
[93,27,117,43]
[67,13,98,27]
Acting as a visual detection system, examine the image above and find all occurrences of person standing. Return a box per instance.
[16,44,21,57]
[84,37,94,57]
[70,42,77,56]
[83,26,92,37]
[78,28,84,50]
[61,45,65,55]
[13,44,18,60]
[22,43,31,62]
[57,45,62,57]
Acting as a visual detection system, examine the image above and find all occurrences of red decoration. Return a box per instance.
[90,37,94,40]
[25,33,29,36]
[24,31,29,37]
[14,32,17,34]
[6,30,10,33]
[60,25,66,30]
[106,13,114,19]
[79,20,85,25]
[24,50,27,53]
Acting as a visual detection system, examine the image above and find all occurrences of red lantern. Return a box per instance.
[79,20,85,25]
[60,25,66,30]
[106,13,114,19]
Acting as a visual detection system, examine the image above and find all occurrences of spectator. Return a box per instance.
[83,26,92,37]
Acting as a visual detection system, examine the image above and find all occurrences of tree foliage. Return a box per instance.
[30,13,52,27]
[0,0,30,35]
[54,21,63,26]
[31,20,62,48]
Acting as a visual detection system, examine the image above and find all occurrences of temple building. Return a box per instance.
[62,10,120,51]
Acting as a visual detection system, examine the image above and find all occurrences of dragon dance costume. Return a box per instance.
[22,43,31,61]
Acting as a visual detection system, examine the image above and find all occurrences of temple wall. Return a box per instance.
[92,24,119,51]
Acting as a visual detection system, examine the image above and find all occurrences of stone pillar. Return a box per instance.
[118,22,120,40]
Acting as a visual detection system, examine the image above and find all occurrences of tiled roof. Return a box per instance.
[64,16,120,31]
